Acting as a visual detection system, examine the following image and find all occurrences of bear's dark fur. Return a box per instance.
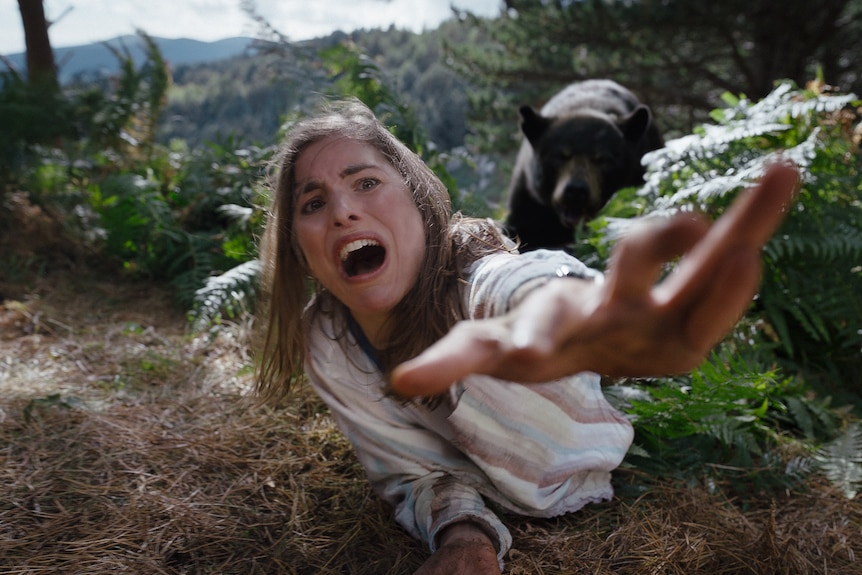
[503,79,664,251]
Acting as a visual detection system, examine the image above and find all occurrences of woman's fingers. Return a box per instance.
[680,248,762,350]
[659,161,799,306]
[605,212,710,304]
[719,161,800,248]
[510,212,712,363]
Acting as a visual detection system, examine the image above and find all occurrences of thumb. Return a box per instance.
[390,321,507,397]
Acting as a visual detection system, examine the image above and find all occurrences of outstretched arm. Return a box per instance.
[392,162,800,397]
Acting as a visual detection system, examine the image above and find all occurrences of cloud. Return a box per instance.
[256,0,453,38]
[0,0,501,55]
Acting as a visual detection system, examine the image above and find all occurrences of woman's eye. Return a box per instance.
[301,198,325,214]
[358,177,379,191]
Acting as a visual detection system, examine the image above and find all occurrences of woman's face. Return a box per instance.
[292,136,426,346]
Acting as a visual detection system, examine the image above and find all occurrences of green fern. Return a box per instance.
[167,231,228,308]
[190,259,261,330]
[605,81,862,396]
[596,81,862,493]
[816,424,862,499]
[610,348,839,494]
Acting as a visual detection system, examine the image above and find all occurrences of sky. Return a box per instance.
[1,0,502,56]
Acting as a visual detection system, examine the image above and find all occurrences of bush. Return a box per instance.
[585,81,862,495]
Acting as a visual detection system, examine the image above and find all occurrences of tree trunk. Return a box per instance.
[17,0,57,88]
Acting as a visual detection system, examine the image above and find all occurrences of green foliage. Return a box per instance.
[89,136,272,310]
[816,423,862,499]
[614,350,838,493]
[2,33,272,320]
[190,259,262,330]
[78,32,171,152]
[0,72,68,177]
[633,82,862,393]
[594,81,862,495]
[1,31,171,191]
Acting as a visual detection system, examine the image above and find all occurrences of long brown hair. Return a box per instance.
[255,99,509,404]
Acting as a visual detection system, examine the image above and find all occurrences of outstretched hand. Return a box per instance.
[391,162,800,397]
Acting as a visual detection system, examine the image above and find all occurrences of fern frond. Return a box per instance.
[816,423,862,499]
[217,203,254,226]
[658,122,790,163]
[190,259,262,331]
[164,230,225,305]
[760,246,862,360]
[785,396,817,439]
[766,218,862,262]
[649,128,819,211]
[728,82,857,124]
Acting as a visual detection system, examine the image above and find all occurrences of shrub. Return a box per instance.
[587,80,862,495]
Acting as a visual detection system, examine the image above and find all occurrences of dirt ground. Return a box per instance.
[1,268,861,574]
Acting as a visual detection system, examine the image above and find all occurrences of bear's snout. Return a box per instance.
[554,180,598,226]
[552,161,603,226]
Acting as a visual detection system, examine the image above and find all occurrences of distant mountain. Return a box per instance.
[3,36,257,83]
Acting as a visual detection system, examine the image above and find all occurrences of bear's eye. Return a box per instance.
[549,149,570,163]
[593,153,615,167]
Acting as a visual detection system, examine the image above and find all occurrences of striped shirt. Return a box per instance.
[304,249,634,565]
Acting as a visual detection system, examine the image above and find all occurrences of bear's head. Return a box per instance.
[519,104,652,227]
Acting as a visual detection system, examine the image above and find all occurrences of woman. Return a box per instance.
[256,99,799,574]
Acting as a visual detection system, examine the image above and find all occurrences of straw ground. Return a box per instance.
[1,267,860,574]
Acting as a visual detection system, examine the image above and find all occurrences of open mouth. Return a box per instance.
[559,206,592,227]
[340,239,387,278]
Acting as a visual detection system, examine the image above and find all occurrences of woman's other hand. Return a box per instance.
[414,522,501,575]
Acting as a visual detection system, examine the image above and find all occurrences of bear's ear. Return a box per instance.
[620,106,651,142]
[519,105,551,145]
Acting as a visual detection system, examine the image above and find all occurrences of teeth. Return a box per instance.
[339,239,380,261]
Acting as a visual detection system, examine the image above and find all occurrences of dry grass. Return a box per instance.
[1,270,861,574]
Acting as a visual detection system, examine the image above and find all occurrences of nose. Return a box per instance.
[330,191,360,227]
[562,180,592,208]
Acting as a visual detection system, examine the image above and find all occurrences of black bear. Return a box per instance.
[503,79,664,251]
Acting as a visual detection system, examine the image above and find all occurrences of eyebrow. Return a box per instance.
[298,163,378,196]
